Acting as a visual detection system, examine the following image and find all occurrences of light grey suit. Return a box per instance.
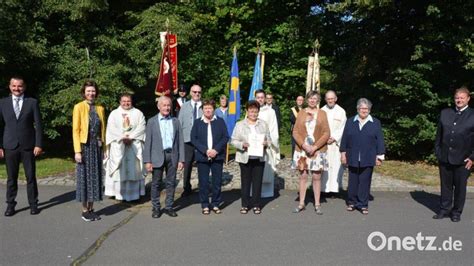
[178,100,203,193]
[178,100,203,143]
[143,114,184,210]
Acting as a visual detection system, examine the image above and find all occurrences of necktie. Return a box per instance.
[14,98,20,119]
[193,102,197,120]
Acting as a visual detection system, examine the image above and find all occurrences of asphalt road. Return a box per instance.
[0,185,472,265]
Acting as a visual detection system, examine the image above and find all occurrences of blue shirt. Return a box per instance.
[158,114,174,150]
[215,107,229,126]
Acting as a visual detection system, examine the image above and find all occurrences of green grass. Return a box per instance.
[0,157,75,179]
[375,160,474,187]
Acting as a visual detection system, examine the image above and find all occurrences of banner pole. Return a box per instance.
[225,143,229,165]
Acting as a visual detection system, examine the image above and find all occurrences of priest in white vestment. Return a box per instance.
[255,90,280,198]
[104,94,146,201]
[321,90,346,194]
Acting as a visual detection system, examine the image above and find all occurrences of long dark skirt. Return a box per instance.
[76,140,103,202]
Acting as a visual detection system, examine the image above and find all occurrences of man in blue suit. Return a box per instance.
[433,86,473,222]
[0,76,43,216]
[143,96,184,218]
[340,98,385,215]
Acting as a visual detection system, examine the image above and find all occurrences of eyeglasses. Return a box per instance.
[191,91,201,94]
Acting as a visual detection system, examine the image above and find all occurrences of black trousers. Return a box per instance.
[5,147,38,207]
[182,142,195,193]
[239,159,265,208]
[439,162,469,216]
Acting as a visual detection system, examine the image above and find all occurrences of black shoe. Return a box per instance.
[181,190,193,197]
[432,212,449,219]
[164,209,178,217]
[30,205,40,215]
[82,211,93,222]
[450,215,461,222]
[89,210,101,221]
[152,208,162,218]
[4,206,15,217]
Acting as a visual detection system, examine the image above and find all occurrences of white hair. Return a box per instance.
[157,96,172,106]
[356,98,372,110]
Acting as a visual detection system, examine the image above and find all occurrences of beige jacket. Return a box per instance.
[231,118,271,164]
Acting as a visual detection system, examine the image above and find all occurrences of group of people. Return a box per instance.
[290,90,384,215]
[1,76,472,223]
[71,81,281,220]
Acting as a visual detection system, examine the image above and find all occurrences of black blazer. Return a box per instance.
[271,104,281,130]
[435,107,474,165]
[0,96,43,150]
[340,116,385,167]
[191,117,229,162]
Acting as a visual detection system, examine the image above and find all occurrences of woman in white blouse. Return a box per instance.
[231,100,271,215]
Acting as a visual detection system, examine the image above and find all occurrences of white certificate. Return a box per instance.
[248,133,265,157]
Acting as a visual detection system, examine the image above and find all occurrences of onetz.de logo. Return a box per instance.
[367,231,463,251]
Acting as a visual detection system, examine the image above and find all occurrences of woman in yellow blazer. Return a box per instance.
[73,80,106,222]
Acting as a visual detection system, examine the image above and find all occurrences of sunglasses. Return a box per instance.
[191,91,201,94]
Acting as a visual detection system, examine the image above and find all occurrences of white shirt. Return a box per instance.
[354,114,374,130]
[191,100,202,119]
[201,115,217,150]
[177,97,186,107]
[456,105,468,113]
[12,95,24,111]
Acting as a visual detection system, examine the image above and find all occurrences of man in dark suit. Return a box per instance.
[172,84,187,117]
[434,86,473,222]
[290,95,304,156]
[143,96,184,218]
[0,76,43,216]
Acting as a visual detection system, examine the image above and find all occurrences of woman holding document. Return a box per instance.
[231,100,272,215]
[292,91,330,215]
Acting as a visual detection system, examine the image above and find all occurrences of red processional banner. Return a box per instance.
[155,33,178,96]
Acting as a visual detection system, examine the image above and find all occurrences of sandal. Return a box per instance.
[361,208,368,215]
[346,205,355,212]
[293,205,306,213]
[212,207,222,214]
[240,207,248,214]
[202,208,210,215]
[315,205,323,215]
[253,207,261,215]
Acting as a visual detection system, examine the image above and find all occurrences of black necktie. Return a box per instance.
[193,103,197,119]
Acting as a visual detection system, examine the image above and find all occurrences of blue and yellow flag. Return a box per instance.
[227,48,240,137]
[248,51,263,100]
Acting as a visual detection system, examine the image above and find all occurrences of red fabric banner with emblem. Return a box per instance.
[155,33,178,96]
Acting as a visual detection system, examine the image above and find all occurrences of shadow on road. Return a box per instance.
[96,202,136,216]
[410,190,439,214]
[172,187,282,212]
[32,190,76,213]
[173,189,241,212]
